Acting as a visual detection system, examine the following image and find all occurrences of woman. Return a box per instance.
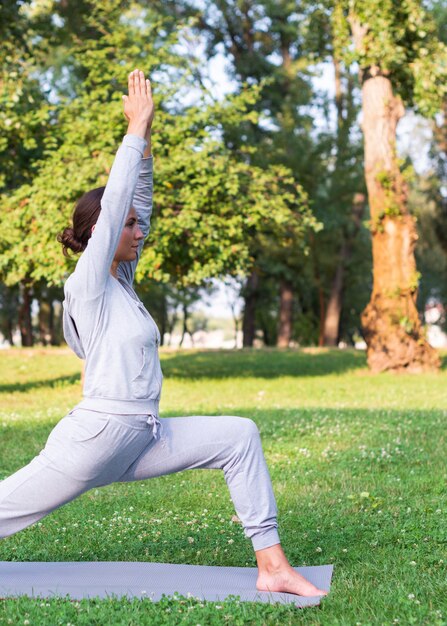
[0,69,326,598]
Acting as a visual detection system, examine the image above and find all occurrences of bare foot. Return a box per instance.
[256,564,328,597]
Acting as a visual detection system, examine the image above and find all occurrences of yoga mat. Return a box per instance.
[0,561,333,607]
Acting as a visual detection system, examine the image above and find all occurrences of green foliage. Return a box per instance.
[399,314,416,335]
[332,0,447,115]
[0,1,55,192]
[141,137,318,285]
[0,0,316,289]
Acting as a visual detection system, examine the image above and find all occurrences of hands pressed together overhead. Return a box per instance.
[123,69,154,139]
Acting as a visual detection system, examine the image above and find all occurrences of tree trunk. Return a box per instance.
[359,68,439,372]
[18,282,34,347]
[167,311,178,347]
[322,242,346,347]
[317,285,326,347]
[277,279,293,347]
[179,303,193,347]
[38,298,51,346]
[242,270,259,347]
[159,294,167,347]
[228,299,240,349]
[51,300,63,345]
[6,319,15,346]
[49,300,57,345]
[323,194,365,346]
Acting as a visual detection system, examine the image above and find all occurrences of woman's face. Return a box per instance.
[113,207,144,262]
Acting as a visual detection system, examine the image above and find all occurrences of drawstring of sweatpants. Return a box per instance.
[146,414,161,439]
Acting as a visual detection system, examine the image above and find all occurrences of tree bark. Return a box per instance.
[322,243,345,347]
[49,300,57,345]
[51,300,63,345]
[18,282,34,347]
[277,279,294,347]
[242,270,259,347]
[359,67,439,372]
[38,298,51,346]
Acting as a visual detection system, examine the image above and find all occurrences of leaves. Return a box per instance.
[333,0,447,114]
[0,0,316,289]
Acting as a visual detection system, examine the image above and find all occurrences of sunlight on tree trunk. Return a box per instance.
[359,69,440,372]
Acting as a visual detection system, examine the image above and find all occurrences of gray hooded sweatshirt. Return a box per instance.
[62,134,163,416]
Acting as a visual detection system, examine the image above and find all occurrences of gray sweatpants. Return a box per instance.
[0,410,280,551]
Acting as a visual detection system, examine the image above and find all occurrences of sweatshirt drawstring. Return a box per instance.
[146,413,161,439]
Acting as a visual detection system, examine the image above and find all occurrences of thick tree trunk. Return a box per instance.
[18,282,34,347]
[277,279,294,347]
[242,270,259,347]
[359,69,439,372]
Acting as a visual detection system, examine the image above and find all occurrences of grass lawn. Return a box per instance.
[0,347,446,625]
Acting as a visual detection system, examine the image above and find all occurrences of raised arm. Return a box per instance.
[69,70,154,299]
[117,129,154,286]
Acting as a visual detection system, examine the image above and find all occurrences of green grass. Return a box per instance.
[0,347,446,625]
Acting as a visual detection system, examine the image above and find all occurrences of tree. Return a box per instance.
[0,0,56,345]
[333,0,447,371]
[169,0,367,348]
[0,0,317,336]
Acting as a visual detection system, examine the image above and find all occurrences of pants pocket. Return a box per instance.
[67,412,110,442]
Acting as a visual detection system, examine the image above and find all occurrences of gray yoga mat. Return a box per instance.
[0,561,333,607]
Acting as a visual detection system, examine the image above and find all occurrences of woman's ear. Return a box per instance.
[91,224,96,235]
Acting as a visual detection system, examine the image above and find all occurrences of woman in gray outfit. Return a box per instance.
[0,69,326,598]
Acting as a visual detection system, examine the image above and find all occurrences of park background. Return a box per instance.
[1,0,446,365]
[1,0,447,624]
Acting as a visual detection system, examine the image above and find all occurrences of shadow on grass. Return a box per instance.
[0,373,80,394]
[3,405,442,477]
[160,348,367,379]
[2,349,442,391]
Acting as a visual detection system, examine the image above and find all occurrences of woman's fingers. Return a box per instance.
[138,70,146,96]
[128,69,136,96]
[134,70,141,96]
[127,69,152,99]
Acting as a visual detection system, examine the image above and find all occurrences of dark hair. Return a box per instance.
[57,186,105,257]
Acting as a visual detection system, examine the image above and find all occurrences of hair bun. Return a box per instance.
[57,227,84,257]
